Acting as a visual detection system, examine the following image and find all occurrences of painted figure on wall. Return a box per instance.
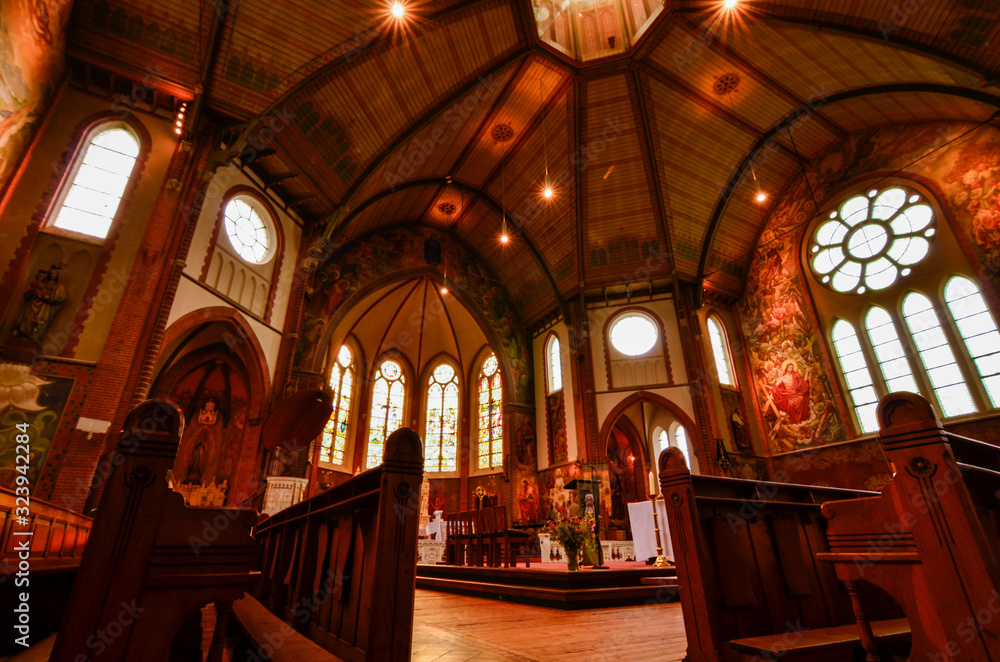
[12,265,66,343]
[518,478,538,524]
[771,360,810,424]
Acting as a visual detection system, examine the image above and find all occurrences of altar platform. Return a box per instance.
[415,560,679,610]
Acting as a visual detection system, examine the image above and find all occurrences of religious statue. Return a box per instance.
[730,406,751,450]
[12,264,66,343]
[771,361,811,423]
[174,397,225,488]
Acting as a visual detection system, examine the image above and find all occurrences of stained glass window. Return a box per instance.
[319,345,354,464]
[546,335,562,393]
[673,425,691,468]
[864,307,921,395]
[809,186,934,294]
[944,276,1000,407]
[902,293,976,418]
[367,359,406,469]
[425,363,459,472]
[224,197,272,263]
[478,354,503,470]
[657,429,670,455]
[831,320,879,433]
[707,316,734,386]
[52,126,140,240]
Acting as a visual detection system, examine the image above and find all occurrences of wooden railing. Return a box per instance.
[1,487,92,576]
[818,392,1000,660]
[251,427,423,662]
[657,449,903,661]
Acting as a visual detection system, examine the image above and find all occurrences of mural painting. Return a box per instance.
[538,462,580,522]
[742,121,1000,453]
[0,0,73,193]
[545,391,567,464]
[298,225,533,403]
[511,411,539,525]
[0,362,73,492]
[155,356,250,506]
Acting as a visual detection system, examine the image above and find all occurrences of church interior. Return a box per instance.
[3,0,1000,659]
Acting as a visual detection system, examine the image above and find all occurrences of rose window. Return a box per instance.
[809,186,936,294]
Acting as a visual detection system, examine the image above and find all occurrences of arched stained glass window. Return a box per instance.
[367,359,406,469]
[674,425,691,467]
[224,197,273,264]
[546,335,562,393]
[657,429,670,455]
[902,293,976,418]
[944,276,1000,407]
[706,316,734,386]
[51,125,140,240]
[320,345,354,464]
[478,354,503,470]
[831,320,879,433]
[425,363,459,472]
[864,307,920,395]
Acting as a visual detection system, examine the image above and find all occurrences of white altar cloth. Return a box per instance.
[627,500,674,562]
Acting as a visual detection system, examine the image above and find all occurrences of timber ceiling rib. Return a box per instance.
[65,0,1000,322]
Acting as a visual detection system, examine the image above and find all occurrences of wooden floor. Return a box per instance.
[412,588,687,661]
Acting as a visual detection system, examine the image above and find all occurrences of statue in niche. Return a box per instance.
[12,264,66,343]
[730,405,751,450]
[175,397,225,486]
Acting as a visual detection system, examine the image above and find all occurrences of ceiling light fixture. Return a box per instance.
[723,0,738,8]
[500,154,510,244]
[539,77,554,201]
[391,2,405,18]
[756,191,767,203]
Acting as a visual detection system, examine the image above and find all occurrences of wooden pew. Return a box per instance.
[50,399,258,661]
[658,447,905,661]
[817,392,1000,660]
[1,487,92,577]
[250,427,423,662]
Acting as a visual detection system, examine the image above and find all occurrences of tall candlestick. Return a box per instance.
[648,470,657,495]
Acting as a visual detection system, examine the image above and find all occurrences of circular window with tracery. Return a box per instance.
[224,196,274,264]
[809,186,936,294]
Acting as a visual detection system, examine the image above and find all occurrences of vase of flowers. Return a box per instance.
[545,515,595,571]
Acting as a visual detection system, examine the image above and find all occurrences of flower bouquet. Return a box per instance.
[545,515,595,571]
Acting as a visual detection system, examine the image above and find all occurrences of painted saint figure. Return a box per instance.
[518,478,537,524]
[771,361,811,424]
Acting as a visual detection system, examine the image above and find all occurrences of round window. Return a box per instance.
[224,196,274,264]
[609,314,658,356]
[809,186,935,294]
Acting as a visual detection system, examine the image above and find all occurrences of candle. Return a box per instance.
[648,470,657,495]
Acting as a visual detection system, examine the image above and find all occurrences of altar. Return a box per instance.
[626,500,673,562]
[537,533,635,563]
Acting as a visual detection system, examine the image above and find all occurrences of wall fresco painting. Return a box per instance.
[0,0,72,193]
[0,362,74,492]
[740,121,1000,454]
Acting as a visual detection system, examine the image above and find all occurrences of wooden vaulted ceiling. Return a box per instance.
[67,0,1000,323]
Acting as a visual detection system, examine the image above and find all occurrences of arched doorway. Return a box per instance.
[605,416,646,536]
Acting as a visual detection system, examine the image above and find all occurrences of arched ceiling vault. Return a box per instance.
[68,0,1000,324]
